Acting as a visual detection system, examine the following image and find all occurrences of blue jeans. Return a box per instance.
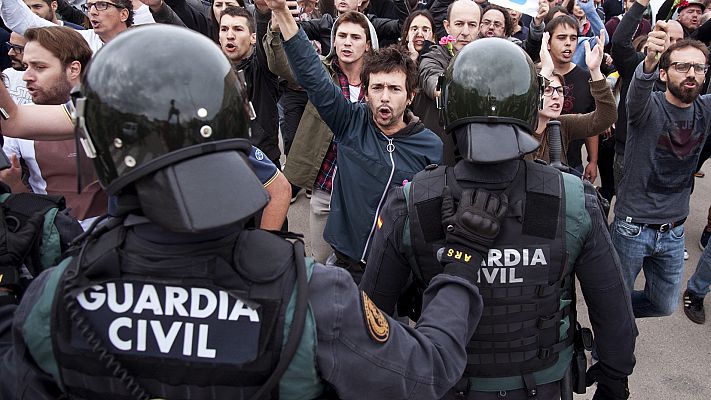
[687,242,711,298]
[610,217,686,317]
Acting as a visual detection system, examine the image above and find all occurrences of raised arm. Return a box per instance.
[581,0,608,44]
[268,0,357,140]
[560,31,617,142]
[263,22,299,86]
[140,0,188,27]
[56,0,88,27]
[626,21,666,125]
[611,0,648,79]
[0,0,54,35]
[0,82,74,141]
[311,260,482,399]
[524,0,549,63]
[163,0,211,35]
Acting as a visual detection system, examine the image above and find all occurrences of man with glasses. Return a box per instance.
[0,0,134,51]
[611,22,711,318]
[2,33,32,106]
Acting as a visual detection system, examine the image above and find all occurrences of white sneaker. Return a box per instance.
[684,248,690,261]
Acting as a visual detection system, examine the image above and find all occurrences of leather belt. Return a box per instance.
[628,218,686,233]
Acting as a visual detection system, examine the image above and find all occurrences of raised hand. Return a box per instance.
[585,30,605,73]
[644,21,668,72]
[539,32,554,77]
[534,0,550,26]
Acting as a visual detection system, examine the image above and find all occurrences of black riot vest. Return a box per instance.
[51,221,308,400]
[405,160,575,389]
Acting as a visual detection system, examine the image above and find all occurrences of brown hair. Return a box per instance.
[220,5,254,33]
[333,11,371,45]
[361,45,418,97]
[659,38,710,71]
[113,0,134,27]
[24,26,92,75]
[545,14,578,34]
[401,10,436,45]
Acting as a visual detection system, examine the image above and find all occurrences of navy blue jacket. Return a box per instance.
[283,29,443,263]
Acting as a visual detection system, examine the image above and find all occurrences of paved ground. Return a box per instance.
[284,161,711,399]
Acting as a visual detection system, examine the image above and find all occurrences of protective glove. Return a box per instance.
[0,205,44,293]
[586,363,630,400]
[439,186,508,284]
[441,186,508,254]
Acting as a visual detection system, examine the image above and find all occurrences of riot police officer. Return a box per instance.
[0,25,489,400]
[360,38,637,400]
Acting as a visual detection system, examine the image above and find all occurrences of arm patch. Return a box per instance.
[360,291,390,344]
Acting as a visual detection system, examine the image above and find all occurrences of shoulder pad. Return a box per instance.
[236,229,295,283]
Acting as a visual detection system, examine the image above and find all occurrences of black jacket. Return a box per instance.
[300,1,408,50]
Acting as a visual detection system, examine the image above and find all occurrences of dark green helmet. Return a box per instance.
[74,24,268,232]
[442,37,540,163]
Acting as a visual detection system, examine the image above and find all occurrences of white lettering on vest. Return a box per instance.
[108,317,132,351]
[183,322,194,356]
[480,248,548,267]
[164,287,189,317]
[151,320,182,353]
[197,324,216,358]
[530,249,547,266]
[504,249,521,267]
[229,299,260,322]
[137,319,147,351]
[106,283,133,313]
[133,285,163,315]
[190,288,217,318]
[77,285,106,310]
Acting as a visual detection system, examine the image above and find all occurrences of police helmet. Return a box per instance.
[74,25,268,232]
[442,38,540,163]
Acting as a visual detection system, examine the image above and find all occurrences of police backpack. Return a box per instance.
[0,190,84,277]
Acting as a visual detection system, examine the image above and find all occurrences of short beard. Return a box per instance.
[33,77,73,105]
[668,78,702,104]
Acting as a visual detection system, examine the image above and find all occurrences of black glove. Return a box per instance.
[586,363,630,400]
[441,186,508,254]
[438,187,507,284]
[0,205,44,293]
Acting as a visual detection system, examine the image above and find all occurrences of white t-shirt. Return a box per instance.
[2,68,32,105]
[1,0,153,53]
[133,4,156,25]
[348,85,361,103]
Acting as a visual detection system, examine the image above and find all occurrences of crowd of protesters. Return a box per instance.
[0,0,709,373]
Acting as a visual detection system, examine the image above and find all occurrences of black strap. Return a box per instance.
[523,373,538,399]
[248,240,309,400]
[522,162,561,240]
[411,166,447,243]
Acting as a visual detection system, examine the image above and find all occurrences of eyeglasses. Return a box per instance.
[669,62,710,74]
[5,42,24,52]
[81,1,123,12]
[481,20,504,29]
[543,85,564,97]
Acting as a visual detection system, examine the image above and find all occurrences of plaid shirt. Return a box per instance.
[313,59,364,193]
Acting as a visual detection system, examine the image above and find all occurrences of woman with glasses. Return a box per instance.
[531,31,616,167]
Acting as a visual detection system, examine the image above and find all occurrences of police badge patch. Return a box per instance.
[360,291,390,343]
